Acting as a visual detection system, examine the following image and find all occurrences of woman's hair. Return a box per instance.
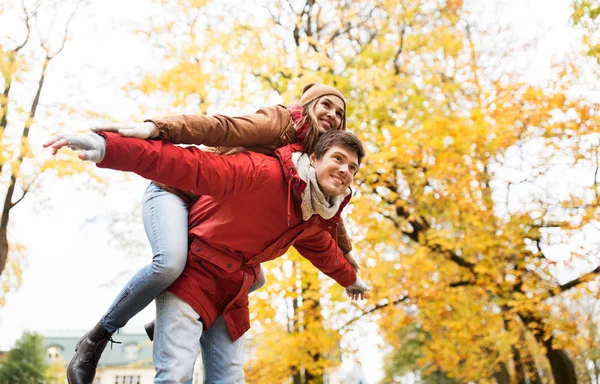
[296,99,321,155]
[297,97,346,155]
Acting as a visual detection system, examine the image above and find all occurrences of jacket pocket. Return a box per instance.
[189,238,242,273]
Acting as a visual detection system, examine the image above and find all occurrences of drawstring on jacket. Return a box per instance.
[335,225,338,248]
[287,169,293,227]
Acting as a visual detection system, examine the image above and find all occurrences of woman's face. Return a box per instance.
[313,96,345,133]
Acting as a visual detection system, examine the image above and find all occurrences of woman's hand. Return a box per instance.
[43,134,106,162]
[91,122,159,139]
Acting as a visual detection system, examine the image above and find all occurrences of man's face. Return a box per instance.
[313,96,345,133]
[309,145,359,197]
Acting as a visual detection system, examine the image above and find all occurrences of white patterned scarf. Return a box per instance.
[292,152,350,221]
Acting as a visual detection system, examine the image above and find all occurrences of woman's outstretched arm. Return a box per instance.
[92,105,296,148]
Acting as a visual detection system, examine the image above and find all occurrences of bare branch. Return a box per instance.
[449,280,475,288]
[15,0,32,52]
[375,188,476,272]
[549,264,600,298]
[1,0,33,148]
[1,52,51,230]
[338,295,410,331]
[263,4,283,28]
[340,29,379,73]
[48,0,83,59]
[10,186,30,209]
[252,72,288,95]
[393,25,407,75]
[429,243,477,270]
[326,5,377,46]
[594,147,599,201]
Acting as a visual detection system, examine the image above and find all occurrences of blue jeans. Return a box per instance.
[154,291,245,384]
[101,182,189,333]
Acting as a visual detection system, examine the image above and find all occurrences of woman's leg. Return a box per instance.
[101,182,189,332]
[68,183,189,383]
[248,265,266,293]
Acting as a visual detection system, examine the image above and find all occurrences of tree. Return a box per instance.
[0,332,47,384]
[244,251,344,383]
[569,296,600,384]
[347,1,599,381]
[381,323,460,384]
[128,0,600,382]
[572,0,600,64]
[0,0,87,305]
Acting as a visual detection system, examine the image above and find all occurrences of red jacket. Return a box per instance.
[97,132,357,341]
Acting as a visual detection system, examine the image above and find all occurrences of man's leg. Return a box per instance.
[154,291,203,384]
[201,315,245,383]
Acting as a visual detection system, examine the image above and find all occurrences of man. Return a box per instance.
[46,129,370,383]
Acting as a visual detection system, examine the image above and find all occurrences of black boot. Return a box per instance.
[67,322,115,384]
[144,320,155,341]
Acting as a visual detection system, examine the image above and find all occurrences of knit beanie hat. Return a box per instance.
[299,83,347,130]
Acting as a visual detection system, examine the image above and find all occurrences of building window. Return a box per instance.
[243,340,253,361]
[46,345,64,362]
[123,343,140,361]
[115,375,141,384]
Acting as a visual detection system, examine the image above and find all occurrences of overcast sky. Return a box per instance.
[0,0,580,382]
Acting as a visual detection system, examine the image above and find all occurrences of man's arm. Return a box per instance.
[46,132,268,199]
[293,231,358,288]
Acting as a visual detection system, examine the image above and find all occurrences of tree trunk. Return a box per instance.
[303,276,323,384]
[544,340,577,384]
[502,311,526,384]
[493,362,510,384]
[0,57,47,279]
[513,345,527,384]
[293,372,302,384]
[519,312,578,384]
[305,370,322,384]
[0,226,8,282]
[524,352,543,384]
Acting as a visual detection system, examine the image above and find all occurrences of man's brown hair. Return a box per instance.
[310,130,365,166]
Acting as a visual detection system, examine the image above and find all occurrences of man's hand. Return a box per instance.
[92,122,159,139]
[345,276,370,301]
[43,134,106,162]
[344,252,361,271]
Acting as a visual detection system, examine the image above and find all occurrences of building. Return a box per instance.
[44,333,157,384]
[43,332,362,383]
[44,331,250,384]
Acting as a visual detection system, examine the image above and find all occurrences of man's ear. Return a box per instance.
[309,153,317,166]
